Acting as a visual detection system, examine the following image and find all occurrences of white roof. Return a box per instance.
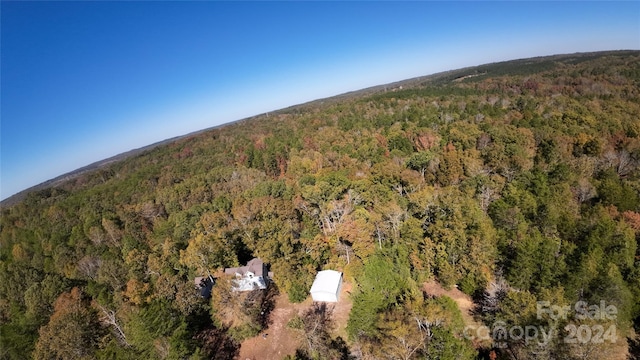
[310,270,342,295]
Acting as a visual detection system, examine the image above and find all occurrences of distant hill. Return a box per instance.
[2,139,172,207]
[1,117,248,207]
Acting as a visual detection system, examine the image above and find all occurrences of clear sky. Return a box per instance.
[1,1,638,200]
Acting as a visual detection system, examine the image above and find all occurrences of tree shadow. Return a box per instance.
[331,336,355,360]
[259,283,279,329]
[244,282,279,330]
[194,326,240,360]
[628,336,640,360]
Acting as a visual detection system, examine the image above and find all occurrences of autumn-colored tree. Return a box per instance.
[33,288,102,360]
[421,188,496,292]
[180,211,239,277]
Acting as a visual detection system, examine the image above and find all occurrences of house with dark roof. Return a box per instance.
[223,258,270,291]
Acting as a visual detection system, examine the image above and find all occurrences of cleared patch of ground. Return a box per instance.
[423,280,489,347]
[330,281,353,340]
[423,281,477,326]
[238,281,353,360]
[238,293,308,360]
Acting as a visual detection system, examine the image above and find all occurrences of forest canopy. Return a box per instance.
[1,51,640,359]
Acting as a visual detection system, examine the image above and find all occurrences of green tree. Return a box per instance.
[347,251,411,339]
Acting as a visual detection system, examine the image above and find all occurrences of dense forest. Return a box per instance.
[1,51,639,359]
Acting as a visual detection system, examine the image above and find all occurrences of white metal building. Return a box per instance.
[309,270,343,302]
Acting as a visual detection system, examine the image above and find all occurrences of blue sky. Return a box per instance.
[1,1,639,200]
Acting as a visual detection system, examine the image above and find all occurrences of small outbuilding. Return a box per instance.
[194,276,214,299]
[310,270,343,302]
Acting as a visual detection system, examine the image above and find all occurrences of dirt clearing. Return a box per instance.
[238,281,353,360]
[423,281,477,326]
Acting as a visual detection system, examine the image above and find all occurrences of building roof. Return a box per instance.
[309,270,342,296]
[194,276,214,298]
[224,258,265,277]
